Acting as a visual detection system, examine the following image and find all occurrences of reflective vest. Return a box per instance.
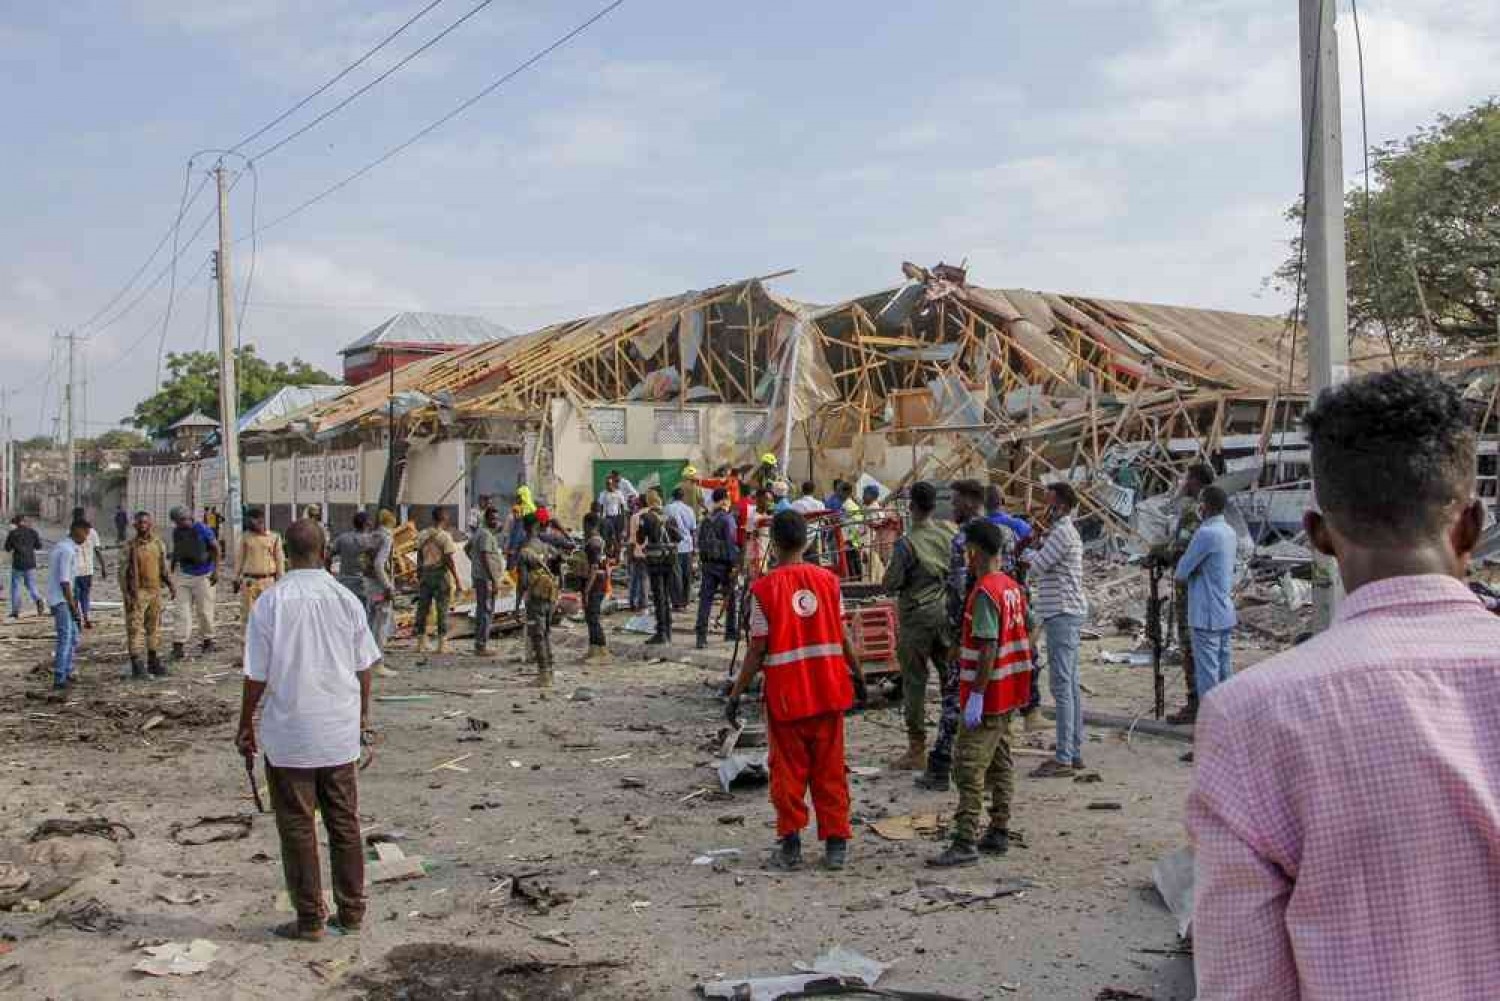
[750,562,852,722]
[959,572,1032,716]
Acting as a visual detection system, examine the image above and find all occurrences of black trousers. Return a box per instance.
[648,565,674,639]
[585,587,606,647]
[696,564,738,641]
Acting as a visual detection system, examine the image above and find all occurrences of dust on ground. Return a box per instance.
[0,558,1205,1000]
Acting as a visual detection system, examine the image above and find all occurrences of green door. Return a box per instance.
[592,459,689,502]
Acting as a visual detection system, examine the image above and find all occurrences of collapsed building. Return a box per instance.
[227,262,1343,544]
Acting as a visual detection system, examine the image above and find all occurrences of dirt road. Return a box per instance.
[0,568,1198,1000]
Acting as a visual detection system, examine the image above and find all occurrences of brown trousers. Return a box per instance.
[264,759,365,930]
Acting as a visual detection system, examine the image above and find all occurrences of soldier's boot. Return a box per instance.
[201,638,215,654]
[914,756,951,791]
[436,637,449,655]
[889,735,926,771]
[128,656,147,680]
[171,641,186,661]
[147,650,168,677]
[416,633,429,654]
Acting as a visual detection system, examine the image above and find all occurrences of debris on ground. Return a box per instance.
[691,849,741,866]
[351,943,622,1001]
[169,814,253,845]
[699,945,908,1000]
[869,813,947,841]
[1,833,124,907]
[28,817,134,842]
[370,842,428,884]
[0,690,234,750]
[716,750,769,791]
[488,873,569,915]
[900,878,1030,914]
[1152,846,1195,939]
[132,938,219,977]
[47,897,125,933]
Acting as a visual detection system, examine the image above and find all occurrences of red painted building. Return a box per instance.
[340,312,513,385]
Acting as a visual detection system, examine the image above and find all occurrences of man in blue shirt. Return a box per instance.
[169,506,219,661]
[1175,485,1238,702]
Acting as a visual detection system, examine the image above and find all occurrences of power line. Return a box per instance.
[230,0,448,153]
[1349,0,1400,365]
[75,165,211,337]
[251,0,626,239]
[236,161,260,406]
[245,0,498,164]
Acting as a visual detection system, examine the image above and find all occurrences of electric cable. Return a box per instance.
[244,0,497,165]
[1349,0,1401,365]
[229,0,448,154]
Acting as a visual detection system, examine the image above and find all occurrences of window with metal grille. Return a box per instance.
[732,410,768,444]
[582,407,627,444]
[653,409,701,445]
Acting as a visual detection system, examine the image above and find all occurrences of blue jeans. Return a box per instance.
[1192,627,1234,701]
[10,569,40,614]
[628,559,647,611]
[74,575,93,620]
[52,602,80,685]
[1045,612,1085,766]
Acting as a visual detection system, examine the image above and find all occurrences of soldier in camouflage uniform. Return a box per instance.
[518,516,559,688]
[883,481,956,771]
[916,479,988,791]
[1152,462,1216,724]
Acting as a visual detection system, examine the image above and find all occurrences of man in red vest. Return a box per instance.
[727,510,868,871]
[929,518,1033,867]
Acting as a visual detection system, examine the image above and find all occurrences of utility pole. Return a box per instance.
[0,387,10,515]
[1300,0,1349,630]
[213,163,242,571]
[64,330,77,513]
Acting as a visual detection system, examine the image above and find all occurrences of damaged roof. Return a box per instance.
[340,312,515,356]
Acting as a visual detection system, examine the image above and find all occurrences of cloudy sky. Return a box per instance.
[3,0,1496,435]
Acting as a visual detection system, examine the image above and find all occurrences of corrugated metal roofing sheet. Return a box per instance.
[340,312,515,355]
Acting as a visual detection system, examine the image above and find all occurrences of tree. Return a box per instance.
[82,429,149,451]
[17,435,54,452]
[130,347,336,438]
[1273,100,1500,356]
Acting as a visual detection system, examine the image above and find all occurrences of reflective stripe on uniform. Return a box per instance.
[958,660,1033,683]
[958,639,1030,662]
[763,642,844,668]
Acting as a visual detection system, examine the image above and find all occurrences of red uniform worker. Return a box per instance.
[727,510,868,871]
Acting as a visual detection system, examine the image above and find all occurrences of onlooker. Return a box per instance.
[615,470,639,507]
[366,510,398,652]
[1026,482,1089,777]
[695,488,741,649]
[114,505,129,545]
[928,520,1032,867]
[469,507,504,656]
[121,511,174,678]
[638,490,679,645]
[5,514,44,618]
[235,506,285,625]
[1154,461,1217,723]
[47,520,88,691]
[518,514,559,686]
[1176,485,1238,703]
[169,505,219,659]
[791,482,825,516]
[328,512,375,609]
[70,509,106,629]
[581,512,609,662]
[664,487,697,610]
[597,474,627,554]
[1188,368,1500,999]
[626,497,648,612]
[237,518,379,942]
[838,481,864,578]
[883,480,956,771]
[825,479,846,512]
[679,465,705,514]
[727,510,866,871]
[414,508,459,654]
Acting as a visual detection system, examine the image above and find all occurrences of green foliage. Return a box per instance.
[130,347,335,438]
[1274,100,1500,355]
[83,429,149,451]
[17,435,54,452]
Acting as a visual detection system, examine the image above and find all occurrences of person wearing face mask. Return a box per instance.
[1174,485,1238,705]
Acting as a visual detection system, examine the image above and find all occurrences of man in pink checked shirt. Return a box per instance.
[1188,368,1500,1000]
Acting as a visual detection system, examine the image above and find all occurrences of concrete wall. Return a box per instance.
[547,399,771,525]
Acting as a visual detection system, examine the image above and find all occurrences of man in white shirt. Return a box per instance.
[47,520,87,691]
[1023,482,1090,777]
[70,516,107,629]
[597,473,628,556]
[236,518,381,942]
[664,486,698,610]
[791,481,826,516]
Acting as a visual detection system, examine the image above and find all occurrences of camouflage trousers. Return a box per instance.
[527,600,554,682]
[1174,581,1197,702]
[952,713,1015,844]
[927,650,961,775]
